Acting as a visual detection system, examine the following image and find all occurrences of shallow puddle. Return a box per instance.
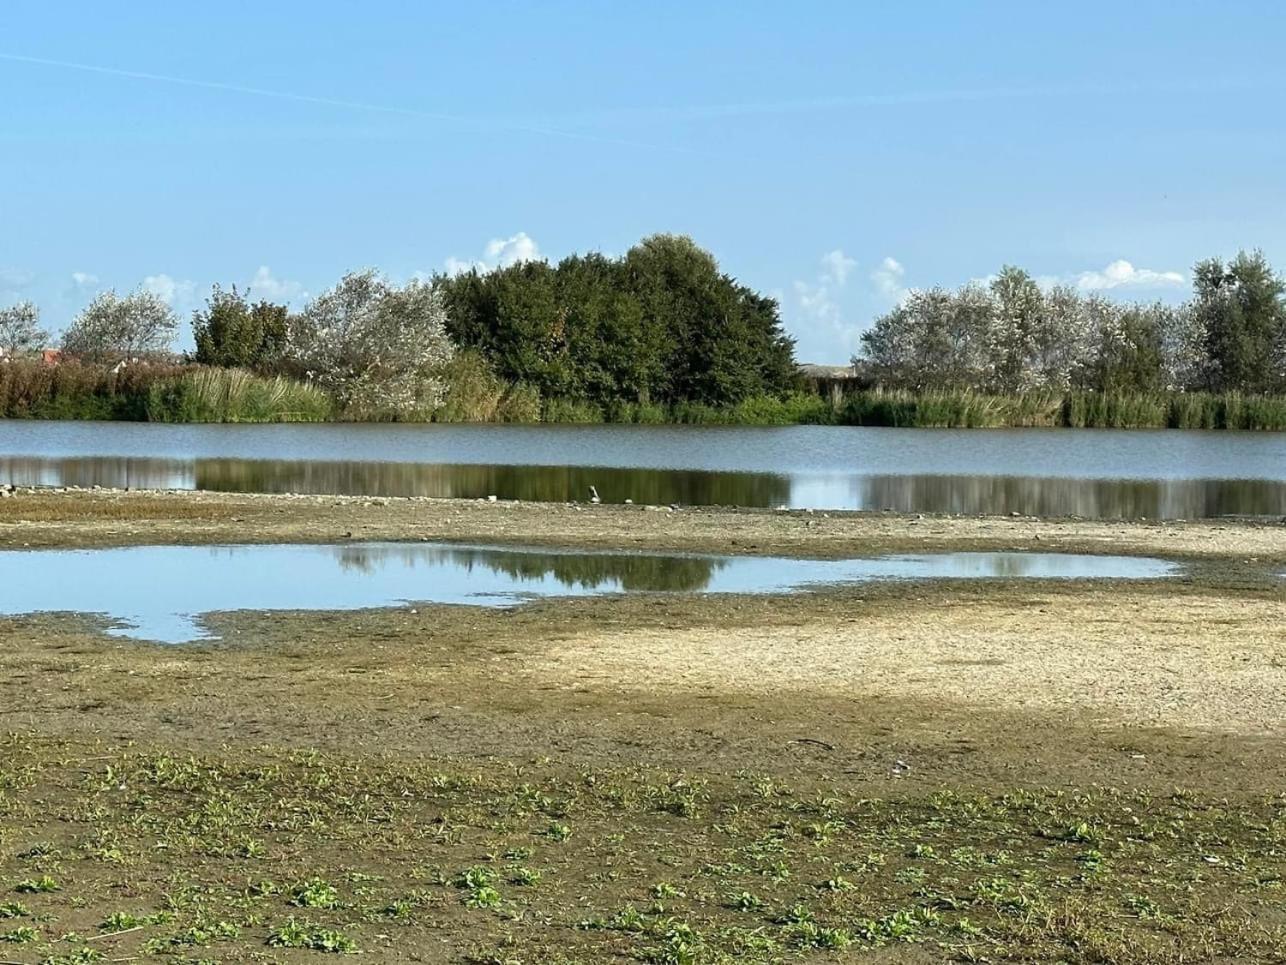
[0,543,1178,643]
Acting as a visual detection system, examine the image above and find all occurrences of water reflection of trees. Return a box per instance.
[195,459,790,507]
[0,457,192,489]
[332,544,721,592]
[5,454,1286,521]
[856,475,1286,519]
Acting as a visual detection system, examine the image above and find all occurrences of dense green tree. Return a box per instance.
[192,286,289,370]
[622,234,797,405]
[1192,251,1286,393]
[439,234,797,409]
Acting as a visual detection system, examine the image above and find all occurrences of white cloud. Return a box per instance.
[820,249,857,286]
[485,232,541,267]
[968,262,1184,295]
[248,265,305,302]
[141,273,196,306]
[442,256,479,277]
[786,250,865,363]
[70,271,99,289]
[1073,259,1185,292]
[793,279,840,325]
[442,232,544,276]
[0,267,34,289]
[870,256,908,303]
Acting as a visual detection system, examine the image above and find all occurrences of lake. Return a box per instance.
[0,542,1178,642]
[2,420,1285,519]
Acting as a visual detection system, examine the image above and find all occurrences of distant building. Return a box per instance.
[798,362,866,405]
[41,348,63,366]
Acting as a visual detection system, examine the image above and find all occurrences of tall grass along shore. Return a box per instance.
[839,388,1286,430]
[2,358,1285,428]
[0,361,331,424]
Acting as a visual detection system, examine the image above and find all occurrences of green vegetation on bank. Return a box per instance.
[858,252,1286,399]
[3,239,1285,427]
[4,356,1285,428]
[144,368,333,423]
[1,736,1283,962]
[0,361,331,423]
[840,388,1286,430]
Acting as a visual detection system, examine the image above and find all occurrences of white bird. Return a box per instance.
[588,485,601,504]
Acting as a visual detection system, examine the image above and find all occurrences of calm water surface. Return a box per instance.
[0,542,1178,643]
[2,420,1285,518]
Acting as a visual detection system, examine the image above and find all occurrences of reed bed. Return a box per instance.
[0,360,330,423]
[843,388,1286,430]
[4,357,1284,428]
[145,367,334,423]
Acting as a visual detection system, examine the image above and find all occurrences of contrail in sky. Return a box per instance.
[3,51,1269,152]
[0,51,694,154]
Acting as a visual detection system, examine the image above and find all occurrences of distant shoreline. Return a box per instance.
[4,385,1286,430]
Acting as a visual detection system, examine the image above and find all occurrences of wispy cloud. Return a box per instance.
[0,52,690,155]
[248,266,306,303]
[442,232,544,276]
[0,267,34,289]
[0,267,34,305]
[870,257,908,303]
[530,77,1269,126]
[789,249,862,362]
[141,273,197,308]
[820,249,857,286]
[1073,259,1185,292]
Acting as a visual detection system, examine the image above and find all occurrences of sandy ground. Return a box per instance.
[1,487,1283,796]
[523,589,1286,734]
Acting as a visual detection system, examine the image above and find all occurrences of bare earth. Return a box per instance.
[1,488,1285,961]
[2,488,1283,778]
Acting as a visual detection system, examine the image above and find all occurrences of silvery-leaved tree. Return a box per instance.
[61,290,178,363]
[0,300,48,356]
[284,270,456,415]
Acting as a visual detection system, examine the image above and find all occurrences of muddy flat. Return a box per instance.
[0,489,1284,962]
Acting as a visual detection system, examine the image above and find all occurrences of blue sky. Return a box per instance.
[2,1,1284,363]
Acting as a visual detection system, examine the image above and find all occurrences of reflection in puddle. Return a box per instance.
[0,542,1178,643]
[3,455,1285,519]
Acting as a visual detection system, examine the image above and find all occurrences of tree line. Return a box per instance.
[0,234,799,419]
[857,251,1286,395]
[6,241,1285,424]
